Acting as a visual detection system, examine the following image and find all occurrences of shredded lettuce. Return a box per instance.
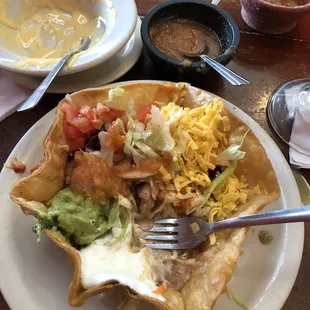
[217,144,246,162]
[134,120,145,132]
[122,106,177,163]
[98,131,114,166]
[105,198,132,246]
[107,87,125,102]
[147,106,175,152]
[217,129,250,163]
[133,132,152,140]
[118,195,133,209]
[135,141,159,158]
[107,204,122,229]
[144,127,171,152]
[124,118,160,163]
[124,143,145,163]
[107,214,130,246]
[204,129,250,201]
[116,118,126,134]
[203,160,237,200]
[124,127,146,163]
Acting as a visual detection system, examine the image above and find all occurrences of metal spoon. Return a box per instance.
[17,37,91,112]
[182,47,250,86]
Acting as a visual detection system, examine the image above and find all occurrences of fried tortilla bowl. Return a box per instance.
[10,82,280,310]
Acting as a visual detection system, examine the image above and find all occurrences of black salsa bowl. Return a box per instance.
[141,0,240,77]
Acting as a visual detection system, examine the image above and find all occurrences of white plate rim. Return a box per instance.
[0,80,304,310]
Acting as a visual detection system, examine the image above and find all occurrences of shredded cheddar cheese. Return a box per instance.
[157,99,255,246]
[159,166,172,182]
[162,99,229,193]
[207,175,248,244]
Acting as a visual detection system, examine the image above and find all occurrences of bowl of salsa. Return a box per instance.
[141,0,240,77]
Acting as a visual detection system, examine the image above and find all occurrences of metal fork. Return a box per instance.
[144,206,310,250]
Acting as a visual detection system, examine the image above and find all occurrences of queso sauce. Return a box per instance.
[0,0,106,69]
[149,18,221,61]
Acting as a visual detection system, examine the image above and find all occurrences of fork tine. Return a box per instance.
[146,239,202,250]
[146,243,180,250]
[149,226,178,233]
[155,218,178,225]
[143,235,177,241]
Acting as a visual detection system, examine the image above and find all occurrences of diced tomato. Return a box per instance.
[135,104,156,124]
[91,113,104,130]
[68,137,85,153]
[63,120,83,138]
[100,109,125,123]
[78,105,103,130]
[96,103,125,123]
[106,123,126,151]
[79,105,96,121]
[96,103,110,117]
[106,108,125,121]
[71,115,94,133]
[63,103,79,123]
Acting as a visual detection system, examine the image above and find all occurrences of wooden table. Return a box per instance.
[0,0,309,309]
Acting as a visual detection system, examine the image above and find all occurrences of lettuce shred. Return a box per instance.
[107,87,125,102]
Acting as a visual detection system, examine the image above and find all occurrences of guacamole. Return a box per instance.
[35,188,122,245]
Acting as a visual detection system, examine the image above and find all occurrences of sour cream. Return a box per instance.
[79,228,166,302]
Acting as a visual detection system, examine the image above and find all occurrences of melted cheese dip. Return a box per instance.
[79,227,165,302]
[0,0,106,68]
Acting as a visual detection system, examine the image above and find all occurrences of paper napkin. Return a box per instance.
[285,83,310,168]
[0,72,31,122]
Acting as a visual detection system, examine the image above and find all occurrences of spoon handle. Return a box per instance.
[213,206,310,232]
[17,51,76,112]
[200,54,249,86]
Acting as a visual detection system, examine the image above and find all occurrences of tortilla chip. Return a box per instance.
[10,82,280,309]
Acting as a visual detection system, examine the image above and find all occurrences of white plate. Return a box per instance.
[0,0,138,77]
[0,81,303,310]
[2,19,142,94]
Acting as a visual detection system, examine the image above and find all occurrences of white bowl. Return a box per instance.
[0,0,137,77]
